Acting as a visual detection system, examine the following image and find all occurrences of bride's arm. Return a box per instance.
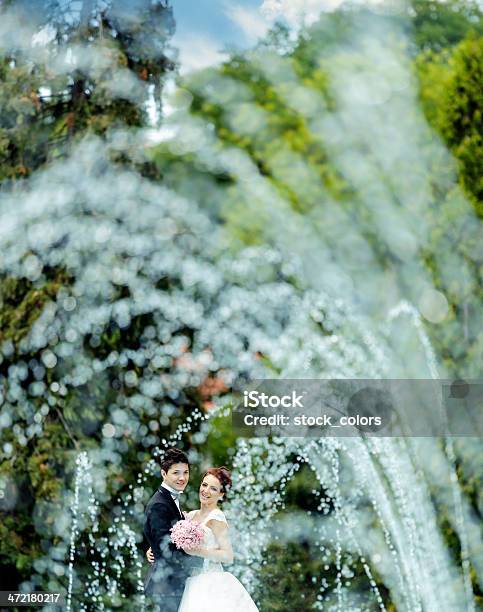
[184,520,234,564]
[207,520,234,563]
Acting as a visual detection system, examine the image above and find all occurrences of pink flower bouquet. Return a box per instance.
[170,516,205,550]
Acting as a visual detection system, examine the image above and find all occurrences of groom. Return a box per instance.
[144,447,201,611]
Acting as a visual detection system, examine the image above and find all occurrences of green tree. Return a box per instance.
[161,8,482,601]
[0,1,176,601]
[0,0,174,182]
[409,0,483,52]
[438,36,482,210]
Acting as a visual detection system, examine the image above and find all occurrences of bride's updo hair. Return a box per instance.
[203,466,232,499]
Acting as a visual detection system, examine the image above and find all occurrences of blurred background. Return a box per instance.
[0,0,481,610]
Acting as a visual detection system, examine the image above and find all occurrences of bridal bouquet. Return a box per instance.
[170,515,205,550]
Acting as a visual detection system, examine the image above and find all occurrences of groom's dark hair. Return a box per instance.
[160,447,189,473]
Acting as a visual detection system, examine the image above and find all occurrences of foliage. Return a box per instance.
[0,0,481,608]
[409,0,483,52]
[172,5,482,380]
[167,3,482,602]
[0,272,71,346]
[0,0,176,602]
[0,58,48,180]
[0,0,174,182]
[436,36,482,210]
[417,35,483,212]
[255,541,324,612]
[415,33,483,375]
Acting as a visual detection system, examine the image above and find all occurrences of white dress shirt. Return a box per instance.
[161,482,182,513]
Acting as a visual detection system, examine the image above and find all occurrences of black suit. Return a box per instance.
[143,486,200,611]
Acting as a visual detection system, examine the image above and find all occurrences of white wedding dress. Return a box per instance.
[178,508,259,612]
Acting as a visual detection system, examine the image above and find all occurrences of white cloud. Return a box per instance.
[261,0,348,26]
[224,3,271,44]
[174,33,227,74]
[32,25,56,47]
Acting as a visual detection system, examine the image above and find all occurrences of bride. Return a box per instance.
[146,466,259,611]
[179,466,259,612]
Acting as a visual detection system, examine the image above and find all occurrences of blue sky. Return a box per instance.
[169,0,275,72]
[169,0,348,72]
[173,0,263,48]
